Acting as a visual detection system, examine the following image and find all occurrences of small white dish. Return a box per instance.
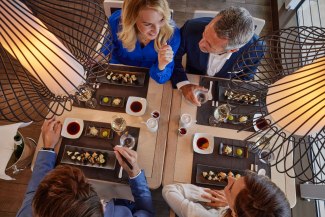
[192,133,214,154]
[61,118,84,139]
[126,96,147,116]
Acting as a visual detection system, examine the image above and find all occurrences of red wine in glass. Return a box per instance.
[152,111,160,118]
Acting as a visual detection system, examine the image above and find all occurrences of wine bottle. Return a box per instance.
[14,133,24,159]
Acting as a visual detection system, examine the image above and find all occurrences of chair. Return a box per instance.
[103,0,174,18]
[103,0,123,17]
[193,10,265,35]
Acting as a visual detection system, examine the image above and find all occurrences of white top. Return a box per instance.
[162,183,228,217]
[177,52,232,89]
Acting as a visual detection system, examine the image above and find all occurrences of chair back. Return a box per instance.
[103,0,123,17]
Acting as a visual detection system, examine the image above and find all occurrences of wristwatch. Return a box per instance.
[41,147,55,151]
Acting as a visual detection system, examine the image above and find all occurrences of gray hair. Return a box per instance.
[214,7,254,50]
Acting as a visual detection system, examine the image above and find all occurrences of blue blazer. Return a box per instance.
[16,151,154,217]
[171,17,265,87]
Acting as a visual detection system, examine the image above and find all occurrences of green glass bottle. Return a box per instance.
[14,133,24,159]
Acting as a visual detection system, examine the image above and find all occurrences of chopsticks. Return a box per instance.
[121,155,133,170]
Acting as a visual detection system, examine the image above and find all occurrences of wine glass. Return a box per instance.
[259,149,275,165]
[76,84,97,108]
[111,115,127,135]
[209,104,230,126]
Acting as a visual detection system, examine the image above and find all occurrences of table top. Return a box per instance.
[32,75,173,190]
[162,74,297,208]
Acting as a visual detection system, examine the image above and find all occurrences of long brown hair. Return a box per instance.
[32,165,103,217]
[118,0,173,51]
[233,171,290,217]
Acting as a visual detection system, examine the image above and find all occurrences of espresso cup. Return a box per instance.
[150,110,160,120]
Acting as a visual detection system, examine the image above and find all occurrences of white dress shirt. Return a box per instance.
[176,52,232,89]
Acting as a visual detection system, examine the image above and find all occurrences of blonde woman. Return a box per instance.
[102,0,180,84]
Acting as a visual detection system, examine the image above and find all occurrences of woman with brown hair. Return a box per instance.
[162,171,290,217]
[102,0,180,84]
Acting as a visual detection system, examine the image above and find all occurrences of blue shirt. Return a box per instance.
[103,10,181,84]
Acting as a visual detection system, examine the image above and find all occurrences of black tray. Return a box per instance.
[84,124,114,140]
[96,70,146,87]
[196,164,245,187]
[99,96,125,107]
[219,142,248,158]
[61,145,116,170]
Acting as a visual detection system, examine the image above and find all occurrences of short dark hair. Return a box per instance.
[234,171,291,217]
[32,165,103,217]
[214,7,254,50]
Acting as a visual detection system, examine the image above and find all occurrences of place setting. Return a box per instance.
[190,133,272,189]
[73,64,151,113]
[57,116,140,183]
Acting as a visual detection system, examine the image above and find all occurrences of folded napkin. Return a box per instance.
[0,122,32,180]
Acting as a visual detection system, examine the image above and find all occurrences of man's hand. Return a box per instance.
[41,118,62,149]
[158,44,173,70]
[114,146,141,178]
[202,189,228,208]
[180,84,208,106]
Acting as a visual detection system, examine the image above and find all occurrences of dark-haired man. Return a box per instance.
[17,118,154,217]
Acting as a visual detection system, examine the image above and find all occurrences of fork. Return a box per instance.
[207,81,213,101]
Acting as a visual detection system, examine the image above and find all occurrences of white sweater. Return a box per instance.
[162,184,228,217]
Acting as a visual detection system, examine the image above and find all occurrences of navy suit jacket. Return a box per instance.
[16,151,154,217]
[171,17,265,87]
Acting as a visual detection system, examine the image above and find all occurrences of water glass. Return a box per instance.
[193,89,209,104]
[145,118,158,133]
[180,113,193,128]
[120,132,135,149]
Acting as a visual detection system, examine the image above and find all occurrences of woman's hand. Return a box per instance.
[202,189,228,208]
[158,44,173,70]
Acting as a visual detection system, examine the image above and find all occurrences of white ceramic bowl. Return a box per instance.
[192,133,214,154]
[61,118,84,139]
[125,96,147,116]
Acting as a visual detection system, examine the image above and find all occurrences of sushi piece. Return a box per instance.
[228,171,234,178]
[218,172,227,180]
[202,171,208,178]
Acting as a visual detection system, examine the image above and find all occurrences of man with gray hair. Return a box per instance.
[171,7,265,106]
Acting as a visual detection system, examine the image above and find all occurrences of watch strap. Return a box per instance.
[41,147,55,151]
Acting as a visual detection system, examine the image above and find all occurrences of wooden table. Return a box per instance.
[162,74,297,208]
[32,77,173,192]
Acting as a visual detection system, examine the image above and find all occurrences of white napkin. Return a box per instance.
[0,122,32,180]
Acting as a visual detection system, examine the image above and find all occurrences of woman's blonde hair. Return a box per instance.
[118,0,174,52]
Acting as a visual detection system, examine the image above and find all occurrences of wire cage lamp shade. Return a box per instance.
[0,0,112,122]
[228,26,325,183]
